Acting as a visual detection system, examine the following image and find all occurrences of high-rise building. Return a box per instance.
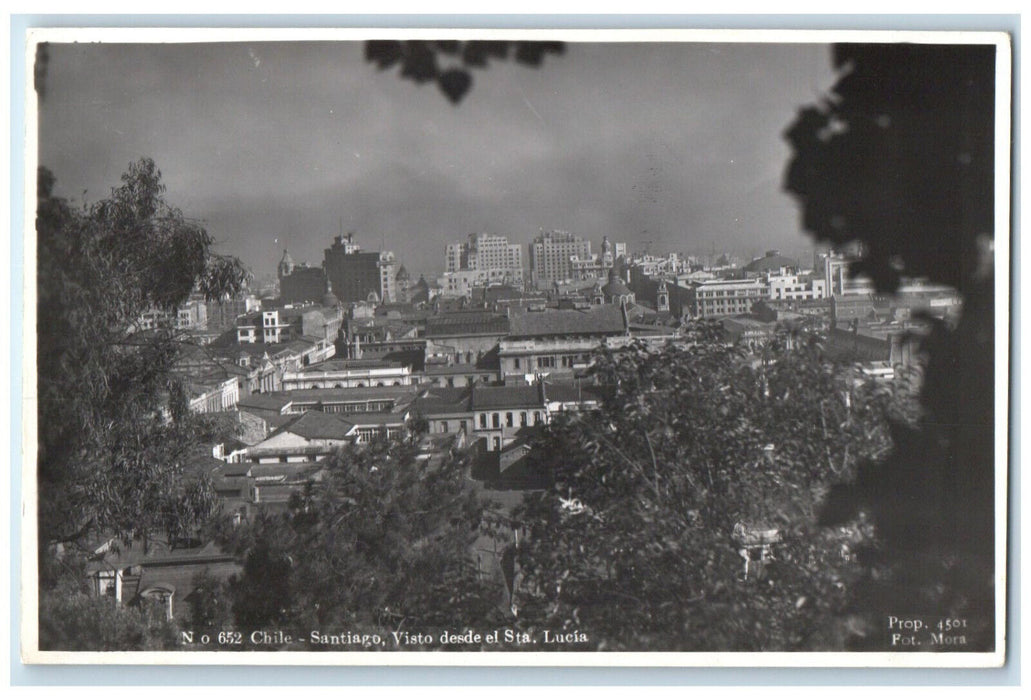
[323,233,398,304]
[529,230,592,288]
[442,233,524,294]
[277,249,329,305]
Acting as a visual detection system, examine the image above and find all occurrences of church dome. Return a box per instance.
[601,267,631,299]
[743,250,798,273]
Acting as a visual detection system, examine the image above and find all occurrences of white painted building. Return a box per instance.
[282,358,413,390]
[767,272,828,301]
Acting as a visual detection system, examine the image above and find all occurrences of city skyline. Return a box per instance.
[37,37,836,279]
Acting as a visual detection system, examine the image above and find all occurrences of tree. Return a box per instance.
[784,43,998,649]
[38,557,179,651]
[365,40,565,104]
[510,327,909,650]
[37,158,248,553]
[36,160,249,647]
[221,429,501,648]
[185,569,233,636]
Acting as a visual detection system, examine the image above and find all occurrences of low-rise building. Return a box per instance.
[86,538,240,622]
[245,411,359,463]
[236,386,419,424]
[767,272,827,301]
[282,358,413,390]
[236,305,342,346]
[498,305,628,383]
[424,311,510,366]
[471,384,550,452]
[685,278,768,318]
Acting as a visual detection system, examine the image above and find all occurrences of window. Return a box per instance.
[520,412,527,427]
[479,414,487,428]
[514,357,521,369]
[493,413,501,428]
[506,412,514,427]
[441,421,449,433]
[493,437,501,451]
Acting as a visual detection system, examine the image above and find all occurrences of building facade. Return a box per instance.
[278,248,329,305]
[282,358,413,389]
[685,278,768,318]
[443,233,524,292]
[529,230,592,288]
[323,233,397,303]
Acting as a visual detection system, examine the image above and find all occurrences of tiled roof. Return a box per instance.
[87,538,233,573]
[237,393,293,413]
[471,384,544,410]
[250,462,324,481]
[425,312,510,337]
[278,386,419,402]
[412,387,472,414]
[298,358,405,373]
[507,305,626,337]
[276,412,356,440]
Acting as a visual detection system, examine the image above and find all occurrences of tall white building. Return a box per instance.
[443,233,524,292]
[529,230,592,287]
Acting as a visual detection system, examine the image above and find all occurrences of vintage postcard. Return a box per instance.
[19,26,1011,667]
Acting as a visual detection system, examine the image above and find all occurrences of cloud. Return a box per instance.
[37,39,836,278]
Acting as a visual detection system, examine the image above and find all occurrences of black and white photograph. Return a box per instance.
[21,27,1010,664]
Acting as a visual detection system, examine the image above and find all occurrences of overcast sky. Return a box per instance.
[37,38,837,280]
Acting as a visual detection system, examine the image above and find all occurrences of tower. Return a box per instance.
[277,249,295,280]
[657,279,670,313]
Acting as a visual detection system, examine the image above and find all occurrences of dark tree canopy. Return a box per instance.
[365,40,565,104]
[221,430,501,645]
[36,159,249,553]
[510,330,910,650]
[784,43,1001,649]
[784,43,996,293]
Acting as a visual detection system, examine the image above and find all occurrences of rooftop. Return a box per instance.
[273,411,356,440]
[297,358,407,373]
[544,383,608,405]
[425,312,510,337]
[411,387,473,414]
[236,393,293,413]
[471,384,545,410]
[280,385,419,402]
[743,250,799,273]
[507,305,626,338]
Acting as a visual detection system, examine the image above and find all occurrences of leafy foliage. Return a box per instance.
[784,43,998,648]
[365,40,565,104]
[37,159,248,555]
[512,328,905,650]
[222,431,501,645]
[784,43,995,293]
[38,556,179,651]
[185,569,234,635]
